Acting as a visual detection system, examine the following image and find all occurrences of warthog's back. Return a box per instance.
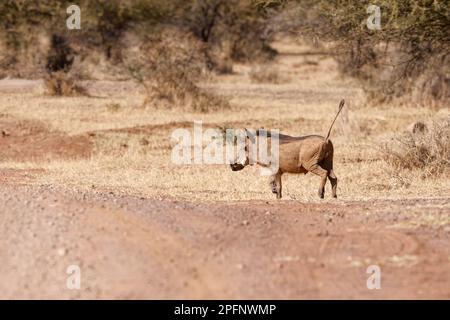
[279,134,325,144]
[277,135,332,173]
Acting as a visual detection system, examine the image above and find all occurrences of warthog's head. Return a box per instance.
[228,128,279,174]
[229,142,250,171]
[229,129,253,171]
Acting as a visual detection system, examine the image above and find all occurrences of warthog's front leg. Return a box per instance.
[269,171,282,199]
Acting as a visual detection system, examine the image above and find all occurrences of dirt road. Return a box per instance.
[1,174,449,299]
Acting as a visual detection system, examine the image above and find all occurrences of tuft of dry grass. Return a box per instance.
[44,71,87,96]
[380,119,450,177]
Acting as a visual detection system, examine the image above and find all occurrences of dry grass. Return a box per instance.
[248,64,285,84]
[0,39,449,202]
[380,119,450,177]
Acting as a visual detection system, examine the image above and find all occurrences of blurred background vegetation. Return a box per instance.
[0,0,448,107]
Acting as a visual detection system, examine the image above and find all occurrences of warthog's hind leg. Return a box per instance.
[321,156,337,198]
[328,170,337,198]
[306,163,328,199]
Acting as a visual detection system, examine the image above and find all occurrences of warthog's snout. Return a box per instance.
[230,163,245,171]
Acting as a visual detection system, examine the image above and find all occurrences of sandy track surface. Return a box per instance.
[1,180,449,299]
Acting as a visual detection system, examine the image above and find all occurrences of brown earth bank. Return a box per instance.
[0,175,449,299]
[0,116,91,161]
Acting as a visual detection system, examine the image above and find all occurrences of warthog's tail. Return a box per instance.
[325,99,345,141]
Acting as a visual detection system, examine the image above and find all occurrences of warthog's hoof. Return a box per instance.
[270,181,277,194]
[318,190,325,199]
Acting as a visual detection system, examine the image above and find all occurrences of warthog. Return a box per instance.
[230,99,345,199]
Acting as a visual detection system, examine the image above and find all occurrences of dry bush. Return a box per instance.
[180,0,277,70]
[126,28,229,112]
[203,43,234,74]
[44,72,86,96]
[380,119,450,177]
[0,2,51,78]
[0,0,171,82]
[256,0,450,107]
[412,63,450,108]
[0,0,278,80]
[0,27,50,78]
[43,34,87,96]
